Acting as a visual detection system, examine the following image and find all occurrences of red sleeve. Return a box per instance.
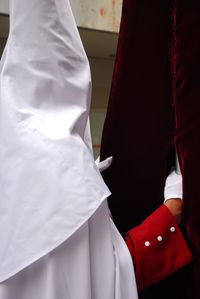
[125,205,192,291]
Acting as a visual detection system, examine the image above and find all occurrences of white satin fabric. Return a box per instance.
[0,0,138,297]
[0,201,138,299]
[0,0,112,282]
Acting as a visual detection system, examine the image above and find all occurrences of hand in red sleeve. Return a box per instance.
[125,205,192,291]
[164,170,183,224]
[165,198,182,224]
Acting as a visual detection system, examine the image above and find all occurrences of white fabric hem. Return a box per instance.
[0,192,110,283]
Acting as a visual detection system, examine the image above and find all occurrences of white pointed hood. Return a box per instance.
[0,0,110,281]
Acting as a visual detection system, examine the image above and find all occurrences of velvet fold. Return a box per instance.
[101,0,200,298]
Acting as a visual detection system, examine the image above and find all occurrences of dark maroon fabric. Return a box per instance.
[100,0,175,236]
[100,0,200,298]
[174,1,200,298]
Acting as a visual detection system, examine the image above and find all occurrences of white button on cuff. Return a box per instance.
[170,227,176,233]
[157,236,163,242]
[145,241,150,247]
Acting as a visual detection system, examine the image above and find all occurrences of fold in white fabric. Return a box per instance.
[0,201,138,299]
[0,0,111,281]
[95,156,113,173]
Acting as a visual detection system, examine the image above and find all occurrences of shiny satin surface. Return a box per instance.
[0,0,110,281]
[0,201,138,299]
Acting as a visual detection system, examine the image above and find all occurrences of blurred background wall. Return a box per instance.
[0,0,122,158]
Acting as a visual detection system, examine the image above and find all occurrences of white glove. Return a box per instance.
[95,156,113,173]
[164,170,183,202]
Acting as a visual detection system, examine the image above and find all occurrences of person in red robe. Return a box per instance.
[100,1,200,298]
[96,158,192,292]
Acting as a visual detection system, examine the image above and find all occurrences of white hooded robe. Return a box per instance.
[0,0,138,298]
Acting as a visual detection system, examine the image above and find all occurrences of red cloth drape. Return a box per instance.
[100,0,200,298]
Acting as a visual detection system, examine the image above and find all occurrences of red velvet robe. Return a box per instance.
[100,0,199,298]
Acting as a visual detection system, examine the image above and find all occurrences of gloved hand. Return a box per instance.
[164,170,183,224]
[95,156,113,173]
[164,170,183,202]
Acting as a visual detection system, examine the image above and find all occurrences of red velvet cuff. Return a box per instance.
[125,205,192,291]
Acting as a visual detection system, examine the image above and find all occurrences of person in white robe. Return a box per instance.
[0,0,184,298]
[0,0,138,298]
